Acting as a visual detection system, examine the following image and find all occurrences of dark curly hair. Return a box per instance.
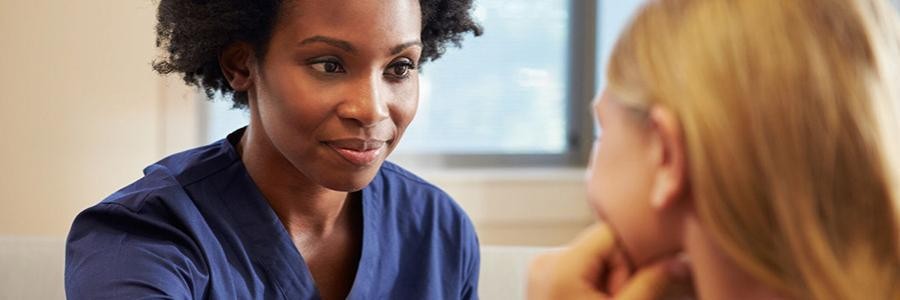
[152,0,483,108]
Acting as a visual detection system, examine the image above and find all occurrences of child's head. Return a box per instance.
[588,0,900,298]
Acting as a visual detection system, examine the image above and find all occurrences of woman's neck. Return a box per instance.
[238,123,350,238]
[683,219,785,300]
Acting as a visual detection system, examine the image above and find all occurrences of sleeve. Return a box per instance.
[65,202,208,300]
[459,211,481,300]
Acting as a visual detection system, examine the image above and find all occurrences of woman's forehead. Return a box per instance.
[273,0,422,50]
[278,0,421,31]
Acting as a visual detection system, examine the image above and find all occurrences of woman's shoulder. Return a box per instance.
[99,139,237,212]
[69,138,241,247]
[65,141,238,290]
[65,160,214,298]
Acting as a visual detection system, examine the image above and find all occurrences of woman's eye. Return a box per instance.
[310,61,345,74]
[385,61,415,78]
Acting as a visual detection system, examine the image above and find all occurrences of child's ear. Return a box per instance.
[648,106,688,210]
[219,42,256,91]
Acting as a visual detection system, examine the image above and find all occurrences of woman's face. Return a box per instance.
[587,90,675,266]
[250,0,422,191]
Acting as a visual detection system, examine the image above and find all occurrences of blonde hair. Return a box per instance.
[607,0,900,299]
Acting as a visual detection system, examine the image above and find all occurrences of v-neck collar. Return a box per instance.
[216,128,381,299]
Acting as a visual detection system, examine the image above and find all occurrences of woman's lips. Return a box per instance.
[326,139,387,166]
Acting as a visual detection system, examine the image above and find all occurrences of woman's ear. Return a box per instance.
[648,106,688,210]
[219,42,256,92]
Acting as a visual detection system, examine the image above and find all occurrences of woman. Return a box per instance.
[530,0,900,299]
[65,0,482,299]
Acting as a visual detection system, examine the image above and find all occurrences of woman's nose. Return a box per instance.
[336,75,390,127]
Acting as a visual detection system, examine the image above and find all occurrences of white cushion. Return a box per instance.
[0,236,66,300]
[478,245,557,300]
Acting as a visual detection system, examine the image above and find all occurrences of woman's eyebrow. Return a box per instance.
[298,36,421,56]
[298,35,356,52]
[390,41,423,55]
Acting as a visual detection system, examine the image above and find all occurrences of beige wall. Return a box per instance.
[0,0,592,245]
[0,0,164,236]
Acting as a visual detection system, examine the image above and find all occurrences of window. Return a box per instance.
[204,0,608,168]
[396,0,597,168]
[400,1,572,155]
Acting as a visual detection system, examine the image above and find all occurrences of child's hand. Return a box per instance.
[527,223,694,299]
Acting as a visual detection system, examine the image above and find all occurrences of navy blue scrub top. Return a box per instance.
[65,128,480,299]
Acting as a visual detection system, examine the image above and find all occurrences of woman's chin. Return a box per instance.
[317,165,383,192]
